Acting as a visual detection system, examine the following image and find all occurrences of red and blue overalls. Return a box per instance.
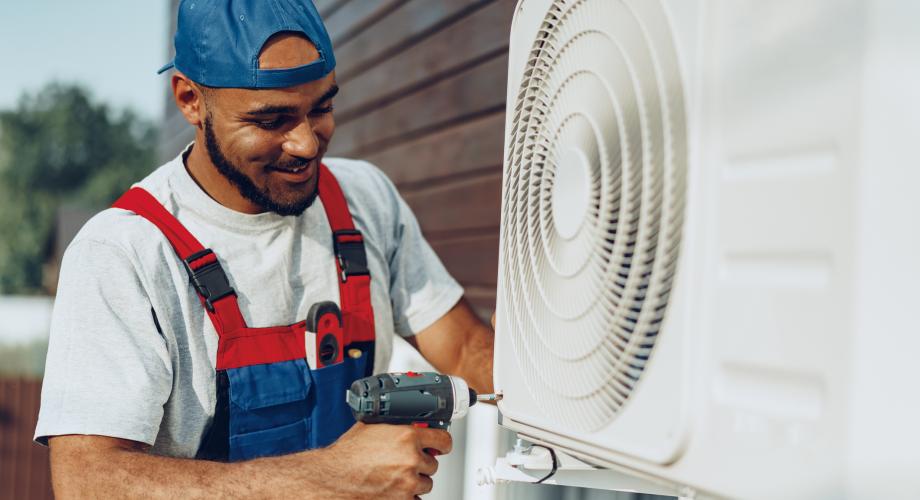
[113,164,376,461]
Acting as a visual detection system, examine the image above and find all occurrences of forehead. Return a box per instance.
[258,32,321,70]
[215,74,337,112]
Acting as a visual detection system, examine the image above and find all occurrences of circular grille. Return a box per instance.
[500,0,687,432]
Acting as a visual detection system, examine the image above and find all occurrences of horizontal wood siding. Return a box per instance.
[332,52,508,156]
[331,0,514,122]
[333,0,488,81]
[322,0,410,46]
[0,378,53,500]
[363,112,505,186]
[328,0,513,319]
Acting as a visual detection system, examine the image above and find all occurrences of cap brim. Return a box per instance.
[157,61,175,74]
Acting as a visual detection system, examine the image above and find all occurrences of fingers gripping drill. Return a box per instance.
[346,372,501,431]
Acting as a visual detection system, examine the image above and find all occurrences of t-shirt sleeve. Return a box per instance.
[370,169,464,337]
[34,237,172,446]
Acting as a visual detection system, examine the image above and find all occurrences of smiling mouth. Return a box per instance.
[273,164,309,173]
[268,160,316,184]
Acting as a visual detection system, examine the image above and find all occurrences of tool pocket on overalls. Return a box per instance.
[227,358,314,461]
[308,348,369,448]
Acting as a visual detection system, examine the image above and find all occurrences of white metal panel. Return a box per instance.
[495,0,920,498]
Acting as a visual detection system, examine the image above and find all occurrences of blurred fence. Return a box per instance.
[0,378,52,500]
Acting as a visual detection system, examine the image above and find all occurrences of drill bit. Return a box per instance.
[476,393,503,402]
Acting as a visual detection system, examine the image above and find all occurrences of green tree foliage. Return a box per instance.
[0,83,158,293]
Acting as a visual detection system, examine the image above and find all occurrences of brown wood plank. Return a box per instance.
[431,234,499,286]
[334,0,516,122]
[13,378,27,500]
[17,379,32,500]
[316,0,351,19]
[331,52,508,157]
[464,285,496,321]
[25,379,51,500]
[402,171,502,236]
[325,0,409,47]
[361,111,505,187]
[314,0,341,11]
[0,379,52,500]
[335,0,490,80]
[3,379,22,499]
[0,379,11,499]
[15,378,29,500]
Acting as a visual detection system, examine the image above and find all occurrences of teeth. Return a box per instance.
[279,166,306,173]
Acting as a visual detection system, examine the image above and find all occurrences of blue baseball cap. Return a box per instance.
[157,0,336,89]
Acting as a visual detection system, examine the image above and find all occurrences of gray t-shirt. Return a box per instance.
[34,149,464,457]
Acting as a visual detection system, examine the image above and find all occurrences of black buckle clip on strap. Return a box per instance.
[333,229,369,282]
[183,249,235,312]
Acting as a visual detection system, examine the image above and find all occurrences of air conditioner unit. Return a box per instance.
[492,0,920,498]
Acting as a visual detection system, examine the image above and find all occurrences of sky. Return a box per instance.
[0,0,169,121]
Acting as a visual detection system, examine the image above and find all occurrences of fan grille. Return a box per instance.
[500,0,687,432]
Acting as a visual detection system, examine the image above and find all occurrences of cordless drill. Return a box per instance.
[345,372,501,429]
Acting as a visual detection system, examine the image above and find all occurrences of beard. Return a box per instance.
[202,117,319,216]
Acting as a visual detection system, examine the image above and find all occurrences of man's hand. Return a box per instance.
[48,423,451,500]
[324,422,452,498]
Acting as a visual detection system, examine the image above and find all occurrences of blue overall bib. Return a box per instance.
[113,164,377,461]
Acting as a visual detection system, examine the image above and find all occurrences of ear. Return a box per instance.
[171,72,207,128]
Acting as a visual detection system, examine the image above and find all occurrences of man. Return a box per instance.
[34,1,495,498]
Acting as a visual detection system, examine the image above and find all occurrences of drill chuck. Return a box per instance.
[346,372,477,429]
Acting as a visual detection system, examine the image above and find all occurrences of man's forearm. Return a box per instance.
[409,299,496,395]
[50,422,448,499]
[454,321,495,395]
[50,436,331,499]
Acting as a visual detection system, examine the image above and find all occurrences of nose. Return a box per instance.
[281,119,320,160]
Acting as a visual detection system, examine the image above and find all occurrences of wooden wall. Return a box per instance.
[0,378,53,500]
[321,0,513,319]
[157,0,188,162]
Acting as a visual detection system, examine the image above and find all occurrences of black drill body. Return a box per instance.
[347,372,473,429]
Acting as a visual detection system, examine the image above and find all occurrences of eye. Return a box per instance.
[254,117,288,130]
[310,105,334,116]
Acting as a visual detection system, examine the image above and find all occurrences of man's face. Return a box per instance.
[197,35,337,216]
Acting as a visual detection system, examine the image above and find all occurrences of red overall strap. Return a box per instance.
[112,188,247,337]
[317,164,377,345]
[113,168,374,369]
[113,188,307,370]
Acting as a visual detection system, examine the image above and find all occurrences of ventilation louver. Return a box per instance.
[499,0,688,432]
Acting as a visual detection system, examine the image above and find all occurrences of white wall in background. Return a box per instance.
[0,296,53,344]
